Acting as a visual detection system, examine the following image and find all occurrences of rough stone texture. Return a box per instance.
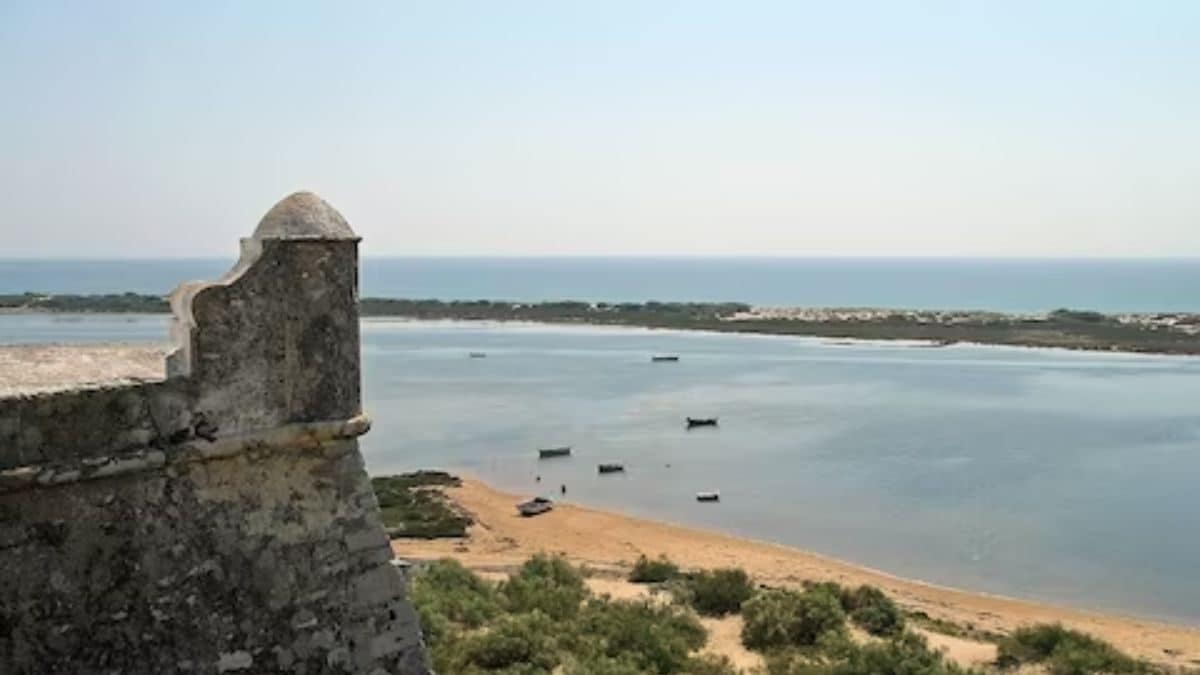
[0,192,429,674]
[253,191,358,241]
[0,344,166,396]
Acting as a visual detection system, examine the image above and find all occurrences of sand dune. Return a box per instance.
[391,477,1200,670]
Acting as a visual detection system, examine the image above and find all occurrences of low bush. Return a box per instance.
[801,581,905,638]
[409,558,501,629]
[741,588,847,651]
[688,568,755,617]
[564,654,649,675]
[833,631,971,675]
[452,611,561,673]
[764,631,970,675]
[371,472,471,538]
[842,585,904,637]
[996,624,1147,675]
[574,598,707,673]
[499,554,588,619]
[629,554,681,583]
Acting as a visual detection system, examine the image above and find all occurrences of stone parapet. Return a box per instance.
[0,192,429,674]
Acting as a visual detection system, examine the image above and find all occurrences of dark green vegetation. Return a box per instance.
[411,554,1168,675]
[370,471,471,539]
[800,581,906,637]
[356,299,1200,355]
[12,293,1200,355]
[762,631,976,675]
[996,624,1151,675]
[411,555,730,675]
[629,555,682,583]
[741,588,847,651]
[0,292,169,313]
[685,568,756,617]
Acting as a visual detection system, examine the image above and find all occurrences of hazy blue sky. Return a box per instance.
[1,1,1197,257]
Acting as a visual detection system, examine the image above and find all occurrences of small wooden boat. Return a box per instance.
[686,417,718,429]
[538,446,572,459]
[651,355,680,362]
[597,463,625,474]
[696,491,720,502]
[516,497,553,517]
[468,352,487,358]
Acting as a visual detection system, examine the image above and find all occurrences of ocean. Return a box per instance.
[1,257,1198,312]
[2,312,1199,625]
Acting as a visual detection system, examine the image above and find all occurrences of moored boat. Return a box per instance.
[538,446,572,459]
[597,463,625,474]
[516,497,554,517]
[651,355,680,362]
[686,417,718,428]
[696,491,720,502]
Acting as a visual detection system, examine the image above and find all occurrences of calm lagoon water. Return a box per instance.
[3,313,1199,624]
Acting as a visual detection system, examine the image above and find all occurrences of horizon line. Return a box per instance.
[3,253,1200,262]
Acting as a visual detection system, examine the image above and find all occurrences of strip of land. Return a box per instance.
[391,477,1200,670]
[7,291,1200,355]
[5,293,1200,355]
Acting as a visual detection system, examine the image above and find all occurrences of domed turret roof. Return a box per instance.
[253,191,357,240]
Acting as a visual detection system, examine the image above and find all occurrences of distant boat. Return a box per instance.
[686,417,718,429]
[597,463,625,474]
[516,497,554,517]
[651,355,680,362]
[538,446,572,459]
[468,352,487,358]
[696,491,720,502]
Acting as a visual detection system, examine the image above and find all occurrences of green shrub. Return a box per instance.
[764,631,967,675]
[741,588,847,651]
[452,611,561,673]
[413,553,754,674]
[842,585,905,637]
[800,581,905,638]
[803,581,847,602]
[574,598,707,673]
[409,558,501,631]
[500,554,588,619]
[996,624,1147,675]
[629,555,681,583]
[833,631,968,675]
[371,473,471,538]
[564,654,650,675]
[688,568,755,616]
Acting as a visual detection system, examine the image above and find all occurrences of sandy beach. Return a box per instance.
[392,477,1200,670]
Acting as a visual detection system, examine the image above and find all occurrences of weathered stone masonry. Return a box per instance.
[0,193,429,673]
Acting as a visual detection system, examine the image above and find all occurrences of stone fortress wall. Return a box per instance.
[0,193,429,674]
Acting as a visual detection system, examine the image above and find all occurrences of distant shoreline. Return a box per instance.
[4,293,1200,355]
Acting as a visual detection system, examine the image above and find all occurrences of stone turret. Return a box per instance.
[0,193,430,673]
[167,191,364,433]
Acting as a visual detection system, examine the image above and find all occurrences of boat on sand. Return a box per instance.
[516,497,553,517]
